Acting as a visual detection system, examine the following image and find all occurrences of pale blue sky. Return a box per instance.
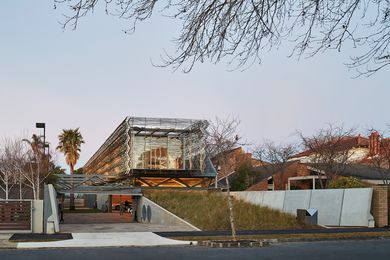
[0,1,388,172]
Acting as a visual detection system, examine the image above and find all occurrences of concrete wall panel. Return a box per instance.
[283,190,311,216]
[228,188,373,227]
[309,189,344,226]
[262,191,285,211]
[48,184,59,233]
[232,191,264,206]
[32,200,43,233]
[340,188,373,226]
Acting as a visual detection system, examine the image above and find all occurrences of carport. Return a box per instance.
[52,174,199,233]
[54,174,142,228]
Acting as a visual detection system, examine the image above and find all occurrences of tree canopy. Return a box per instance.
[56,128,84,174]
[55,0,389,75]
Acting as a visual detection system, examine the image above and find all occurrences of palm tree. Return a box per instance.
[22,134,46,199]
[57,128,84,210]
[23,134,43,155]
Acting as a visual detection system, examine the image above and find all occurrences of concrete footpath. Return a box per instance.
[0,234,15,249]
[15,232,192,249]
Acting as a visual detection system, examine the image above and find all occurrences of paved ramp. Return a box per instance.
[63,212,132,224]
[60,222,196,233]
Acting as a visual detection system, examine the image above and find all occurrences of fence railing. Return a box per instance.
[0,200,32,232]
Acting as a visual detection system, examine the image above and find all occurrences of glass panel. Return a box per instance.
[132,136,184,170]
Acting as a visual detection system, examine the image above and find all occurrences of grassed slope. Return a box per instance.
[144,190,311,231]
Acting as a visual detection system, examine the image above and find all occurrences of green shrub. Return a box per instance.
[327,176,367,189]
[230,163,256,191]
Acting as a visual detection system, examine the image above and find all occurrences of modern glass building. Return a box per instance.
[83,117,217,188]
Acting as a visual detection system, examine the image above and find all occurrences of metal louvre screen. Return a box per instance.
[82,117,218,188]
[0,200,32,232]
[84,117,209,176]
[128,117,207,172]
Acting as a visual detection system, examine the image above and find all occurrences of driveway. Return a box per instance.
[60,212,195,233]
[62,212,132,224]
[60,222,196,233]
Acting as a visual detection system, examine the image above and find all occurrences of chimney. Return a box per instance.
[369,131,380,156]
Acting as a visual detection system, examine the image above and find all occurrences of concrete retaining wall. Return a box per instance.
[309,189,343,226]
[232,188,374,227]
[340,188,374,227]
[283,190,311,215]
[32,200,43,233]
[263,191,285,211]
[137,196,200,231]
[43,184,60,234]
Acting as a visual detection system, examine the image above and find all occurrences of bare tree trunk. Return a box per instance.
[36,158,40,200]
[225,177,237,241]
[19,177,22,200]
[318,174,324,189]
[5,179,9,200]
[32,182,36,200]
[36,178,40,200]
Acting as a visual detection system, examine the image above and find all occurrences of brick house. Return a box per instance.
[246,132,390,191]
[211,147,263,188]
[246,161,324,191]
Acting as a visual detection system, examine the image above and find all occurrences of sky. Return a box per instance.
[0,2,388,172]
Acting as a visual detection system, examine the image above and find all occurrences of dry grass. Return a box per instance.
[172,232,390,241]
[144,190,313,231]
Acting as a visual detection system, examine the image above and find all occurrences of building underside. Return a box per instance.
[83,117,217,188]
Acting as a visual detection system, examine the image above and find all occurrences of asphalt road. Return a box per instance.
[1,239,390,260]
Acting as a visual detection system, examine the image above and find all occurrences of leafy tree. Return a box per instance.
[22,134,44,155]
[21,134,52,199]
[57,128,84,210]
[74,167,84,175]
[46,163,66,185]
[230,162,256,191]
[55,0,390,75]
[50,164,66,175]
[327,176,367,189]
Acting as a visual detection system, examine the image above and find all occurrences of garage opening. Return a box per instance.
[60,193,138,225]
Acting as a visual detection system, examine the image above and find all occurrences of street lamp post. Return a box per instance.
[36,123,50,183]
[35,122,46,155]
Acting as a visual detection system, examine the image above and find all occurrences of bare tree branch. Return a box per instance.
[206,115,243,241]
[252,140,297,190]
[297,123,356,188]
[54,0,390,75]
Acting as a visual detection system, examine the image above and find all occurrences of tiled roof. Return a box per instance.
[291,136,369,159]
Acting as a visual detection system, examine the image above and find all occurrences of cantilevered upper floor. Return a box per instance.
[83,117,216,188]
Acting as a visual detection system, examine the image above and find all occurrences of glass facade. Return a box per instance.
[84,117,208,174]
